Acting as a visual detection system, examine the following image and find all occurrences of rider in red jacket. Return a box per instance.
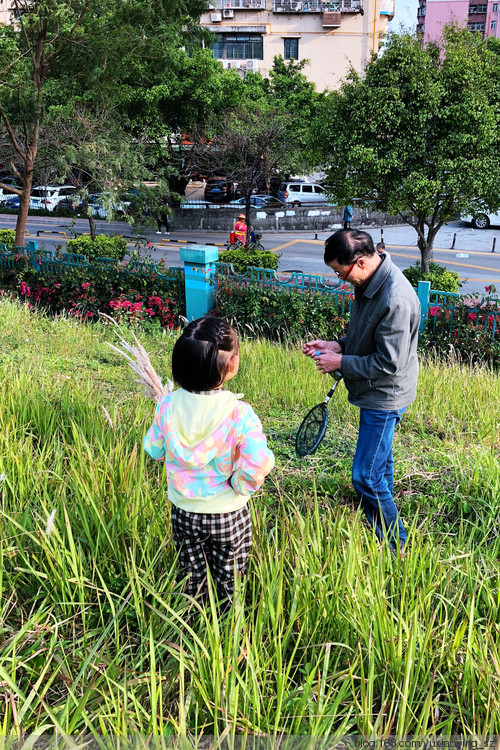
[234,214,247,244]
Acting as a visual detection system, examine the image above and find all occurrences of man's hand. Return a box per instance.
[314,350,342,374]
[302,339,342,358]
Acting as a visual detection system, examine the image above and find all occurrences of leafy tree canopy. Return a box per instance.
[313,27,500,270]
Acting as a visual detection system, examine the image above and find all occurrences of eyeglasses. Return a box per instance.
[334,260,357,280]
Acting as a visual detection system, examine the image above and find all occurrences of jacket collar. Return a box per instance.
[361,253,392,299]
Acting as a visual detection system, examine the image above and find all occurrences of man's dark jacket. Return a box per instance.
[337,254,420,410]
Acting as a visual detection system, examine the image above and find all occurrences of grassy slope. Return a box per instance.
[0,297,499,736]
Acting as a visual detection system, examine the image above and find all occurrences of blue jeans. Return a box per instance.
[352,408,407,548]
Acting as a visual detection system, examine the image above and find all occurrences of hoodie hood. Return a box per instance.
[170,388,242,448]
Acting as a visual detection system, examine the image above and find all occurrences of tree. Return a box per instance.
[0,0,218,246]
[191,105,297,244]
[314,28,500,271]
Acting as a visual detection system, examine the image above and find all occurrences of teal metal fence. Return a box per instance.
[0,243,185,298]
[215,263,355,317]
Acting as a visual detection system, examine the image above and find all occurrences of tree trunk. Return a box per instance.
[15,168,34,247]
[245,196,251,248]
[417,234,432,274]
[88,214,96,241]
[415,216,438,274]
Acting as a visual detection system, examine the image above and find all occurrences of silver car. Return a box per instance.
[277,182,331,206]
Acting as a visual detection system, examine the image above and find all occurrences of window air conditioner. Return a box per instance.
[245,59,257,69]
[223,8,234,16]
[210,12,222,21]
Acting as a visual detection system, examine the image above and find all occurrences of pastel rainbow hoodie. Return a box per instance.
[143,388,275,514]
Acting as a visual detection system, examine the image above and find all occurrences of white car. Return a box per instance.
[462,209,500,229]
[30,185,77,211]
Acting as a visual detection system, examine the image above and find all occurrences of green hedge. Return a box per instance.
[0,230,15,251]
[403,261,462,293]
[214,278,351,341]
[66,234,127,262]
[218,245,280,274]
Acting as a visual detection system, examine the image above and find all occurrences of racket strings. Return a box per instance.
[295,403,328,457]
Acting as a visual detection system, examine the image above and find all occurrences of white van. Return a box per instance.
[277,182,330,206]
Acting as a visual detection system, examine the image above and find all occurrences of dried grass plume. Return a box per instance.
[100,313,173,403]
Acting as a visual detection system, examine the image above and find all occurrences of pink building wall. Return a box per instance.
[423,1,469,42]
[485,1,500,37]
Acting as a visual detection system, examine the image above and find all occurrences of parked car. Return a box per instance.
[0,195,20,210]
[277,182,331,206]
[462,209,500,229]
[29,185,78,211]
[0,177,21,204]
[75,193,131,219]
[204,178,234,203]
[229,196,286,208]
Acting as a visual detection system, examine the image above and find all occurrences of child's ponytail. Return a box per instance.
[172,317,238,392]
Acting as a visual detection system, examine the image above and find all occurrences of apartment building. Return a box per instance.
[0,0,10,25]
[417,0,500,41]
[201,0,395,91]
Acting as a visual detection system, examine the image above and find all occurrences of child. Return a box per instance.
[143,316,274,603]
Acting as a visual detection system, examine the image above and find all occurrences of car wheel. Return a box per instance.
[472,213,490,229]
[292,201,301,207]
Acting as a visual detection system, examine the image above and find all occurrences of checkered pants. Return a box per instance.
[171,504,252,600]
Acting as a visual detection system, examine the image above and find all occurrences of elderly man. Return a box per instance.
[303,229,420,550]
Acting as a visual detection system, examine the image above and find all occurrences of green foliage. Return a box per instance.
[0,230,15,251]
[421,289,500,368]
[215,279,351,341]
[315,28,500,267]
[0,255,183,328]
[403,261,462,293]
[66,234,127,262]
[0,298,499,733]
[218,245,280,274]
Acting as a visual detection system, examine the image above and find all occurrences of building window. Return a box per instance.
[468,21,485,30]
[284,38,299,59]
[469,4,487,13]
[494,3,498,10]
[211,33,263,59]
[492,19,497,27]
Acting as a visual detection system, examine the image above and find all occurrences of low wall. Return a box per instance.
[172,205,407,233]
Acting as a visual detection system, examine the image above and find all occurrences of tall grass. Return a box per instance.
[0,298,499,737]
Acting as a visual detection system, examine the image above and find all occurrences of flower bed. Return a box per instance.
[0,252,184,330]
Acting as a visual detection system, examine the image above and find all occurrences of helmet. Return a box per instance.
[238,213,245,219]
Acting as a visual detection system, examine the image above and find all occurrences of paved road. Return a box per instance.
[1,212,499,296]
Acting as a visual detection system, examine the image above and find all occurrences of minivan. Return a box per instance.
[277,182,330,206]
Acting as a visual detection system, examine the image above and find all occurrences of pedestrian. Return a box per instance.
[155,197,170,234]
[343,204,353,230]
[302,230,420,551]
[376,241,385,254]
[143,316,274,603]
[234,213,247,245]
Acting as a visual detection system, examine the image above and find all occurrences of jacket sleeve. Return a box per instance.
[230,406,275,496]
[143,401,166,461]
[341,297,415,381]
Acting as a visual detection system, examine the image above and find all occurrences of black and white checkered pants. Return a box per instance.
[171,504,252,600]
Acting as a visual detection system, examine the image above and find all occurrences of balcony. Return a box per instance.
[214,0,266,8]
[273,0,362,13]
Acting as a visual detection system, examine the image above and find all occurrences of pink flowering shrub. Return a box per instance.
[0,255,182,330]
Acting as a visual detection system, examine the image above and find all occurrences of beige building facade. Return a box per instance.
[201,0,395,90]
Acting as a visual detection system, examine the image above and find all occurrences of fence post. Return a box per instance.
[27,240,40,270]
[417,280,431,332]
[180,245,219,321]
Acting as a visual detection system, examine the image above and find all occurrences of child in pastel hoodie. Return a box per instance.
[144,317,274,602]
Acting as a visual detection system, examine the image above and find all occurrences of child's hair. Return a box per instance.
[172,317,239,392]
